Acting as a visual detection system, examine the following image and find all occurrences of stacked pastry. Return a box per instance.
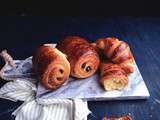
[94,37,134,91]
[96,37,134,74]
[32,36,134,91]
[100,61,128,91]
[33,36,100,90]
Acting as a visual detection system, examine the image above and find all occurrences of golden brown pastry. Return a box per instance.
[57,36,100,78]
[100,61,128,91]
[96,37,134,74]
[102,114,132,120]
[32,44,70,90]
[90,42,101,54]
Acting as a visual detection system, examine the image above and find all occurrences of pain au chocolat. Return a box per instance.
[32,44,70,90]
[58,36,100,78]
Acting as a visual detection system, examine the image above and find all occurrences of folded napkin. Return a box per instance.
[0,50,91,120]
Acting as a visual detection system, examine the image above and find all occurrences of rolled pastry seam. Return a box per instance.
[95,38,107,50]
[90,42,106,59]
[96,37,134,74]
[90,42,99,53]
[100,62,128,91]
[32,45,70,90]
[58,36,100,78]
[119,58,134,74]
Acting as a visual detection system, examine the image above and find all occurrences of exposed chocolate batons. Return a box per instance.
[58,36,100,78]
[32,44,70,90]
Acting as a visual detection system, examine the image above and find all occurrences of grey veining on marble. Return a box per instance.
[37,63,150,101]
[0,56,150,101]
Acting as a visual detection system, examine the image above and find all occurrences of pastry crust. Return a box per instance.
[96,37,134,74]
[32,44,70,90]
[58,36,100,78]
[100,61,128,91]
[102,114,132,120]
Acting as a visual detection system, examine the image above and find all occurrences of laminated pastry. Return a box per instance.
[57,36,100,78]
[100,61,128,91]
[90,42,101,54]
[32,44,70,90]
[96,37,134,74]
[102,114,132,120]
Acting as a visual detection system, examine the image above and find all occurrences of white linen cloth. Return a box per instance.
[0,50,91,120]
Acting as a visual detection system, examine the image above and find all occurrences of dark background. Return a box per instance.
[1,16,160,120]
[1,1,160,120]
[0,0,160,16]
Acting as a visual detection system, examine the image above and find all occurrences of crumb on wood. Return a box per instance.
[149,114,153,118]
[101,113,132,120]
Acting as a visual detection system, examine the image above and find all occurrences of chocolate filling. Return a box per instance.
[82,63,86,69]
[82,63,92,72]
[59,69,64,74]
[57,77,63,81]
[86,66,92,72]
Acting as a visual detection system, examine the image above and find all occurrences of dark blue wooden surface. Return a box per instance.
[0,17,160,120]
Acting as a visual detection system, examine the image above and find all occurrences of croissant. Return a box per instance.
[32,44,70,90]
[57,36,100,78]
[100,61,128,91]
[102,114,132,120]
[96,37,134,74]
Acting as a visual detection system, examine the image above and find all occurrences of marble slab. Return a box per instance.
[37,63,150,101]
[0,56,149,101]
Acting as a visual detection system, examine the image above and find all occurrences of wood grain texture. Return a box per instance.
[0,17,160,120]
[88,17,160,120]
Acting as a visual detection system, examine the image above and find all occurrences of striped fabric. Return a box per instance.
[0,51,91,120]
[0,79,91,120]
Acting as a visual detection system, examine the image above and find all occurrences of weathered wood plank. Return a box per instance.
[0,17,160,120]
